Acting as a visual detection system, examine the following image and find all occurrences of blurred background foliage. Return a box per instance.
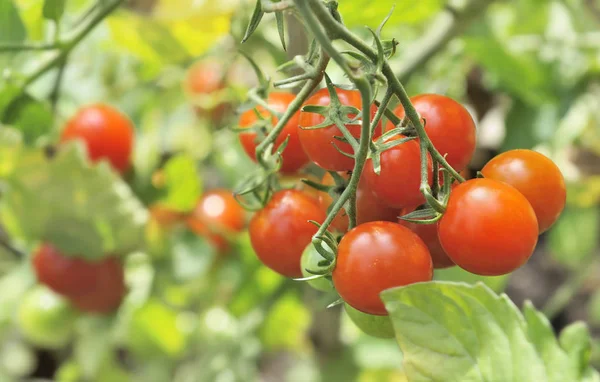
[0,0,599,380]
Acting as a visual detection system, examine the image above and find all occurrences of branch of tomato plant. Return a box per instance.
[23,0,124,87]
[0,43,60,53]
[395,0,497,82]
[306,0,465,210]
[49,55,69,112]
[294,0,372,233]
[254,50,330,167]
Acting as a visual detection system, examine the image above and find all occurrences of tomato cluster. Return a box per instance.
[237,89,566,332]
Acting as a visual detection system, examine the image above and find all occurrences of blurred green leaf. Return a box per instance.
[2,93,53,144]
[340,0,443,28]
[171,230,215,282]
[160,155,202,213]
[0,0,26,44]
[382,282,599,382]
[0,127,23,177]
[2,142,148,260]
[547,207,599,268]
[261,291,310,351]
[42,0,66,22]
[502,101,559,151]
[434,266,509,293]
[74,316,113,379]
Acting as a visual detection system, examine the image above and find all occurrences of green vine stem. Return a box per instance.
[0,43,60,52]
[23,0,124,87]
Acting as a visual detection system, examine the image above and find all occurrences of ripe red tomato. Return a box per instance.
[333,221,433,315]
[298,88,381,171]
[249,190,326,278]
[391,94,476,171]
[438,178,539,276]
[364,136,432,208]
[68,261,126,314]
[186,189,246,253]
[318,172,401,232]
[184,60,229,121]
[33,243,125,311]
[60,104,134,174]
[238,92,309,174]
[399,221,454,269]
[481,149,566,233]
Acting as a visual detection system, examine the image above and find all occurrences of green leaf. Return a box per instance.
[547,207,599,268]
[2,143,148,260]
[2,93,53,144]
[0,0,26,44]
[381,282,599,382]
[42,0,66,22]
[502,101,559,151]
[159,155,202,213]
[170,230,215,282]
[0,127,23,178]
[340,0,443,28]
[434,266,509,293]
[241,0,264,43]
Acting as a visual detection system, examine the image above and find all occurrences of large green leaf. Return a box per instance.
[0,0,26,44]
[2,142,148,260]
[339,0,443,28]
[382,282,599,382]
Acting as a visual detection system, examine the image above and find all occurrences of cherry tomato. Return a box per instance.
[239,92,309,174]
[68,263,126,314]
[17,286,77,349]
[300,242,334,292]
[184,60,230,122]
[318,172,401,232]
[249,190,325,278]
[298,88,381,171]
[33,243,123,298]
[344,304,394,339]
[333,221,433,315]
[186,189,246,253]
[278,173,321,200]
[438,178,538,276]
[481,149,566,233]
[391,94,476,171]
[399,221,454,269]
[364,136,432,208]
[60,104,134,174]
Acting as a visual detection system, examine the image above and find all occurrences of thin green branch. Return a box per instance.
[0,43,60,53]
[49,55,69,112]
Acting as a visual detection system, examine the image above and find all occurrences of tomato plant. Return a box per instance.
[60,104,134,174]
[332,221,433,315]
[186,189,246,253]
[239,92,309,173]
[438,178,539,276]
[298,88,380,171]
[364,136,432,208]
[318,172,401,232]
[300,242,334,292]
[391,94,476,171]
[249,190,325,278]
[481,149,566,233]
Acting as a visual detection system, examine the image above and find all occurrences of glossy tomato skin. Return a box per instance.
[391,94,476,171]
[249,190,326,278]
[333,221,433,315]
[318,172,401,232]
[186,189,246,253]
[364,136,432,208]
[239,92,309,174]
[438,178,539,276]
[399,221,454,269]
[60,104,134,174]
[298,88,381,171]
[481,149,566,233]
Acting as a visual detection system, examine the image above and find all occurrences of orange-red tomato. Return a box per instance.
[438,178,539,276]
[318,172,401,232]
[399,221,454,269]
[149,204,185,229]
[60,104,134,174]
[249,190,325,278]
[238,92,309,174]
[33,243,126,313]
[481,149,566,233]
[298,88,381,171]
[186,190,246,253]
[391,94,476,171]
[364,136,432,208]
[184,60,229,121]
[333,221,433,315]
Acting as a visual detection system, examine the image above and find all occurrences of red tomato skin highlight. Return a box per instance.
[249,190,326,278]
[438,178,539,276]
[60,104,134,174]
[481,149,566,233]
[333,221,433,315]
